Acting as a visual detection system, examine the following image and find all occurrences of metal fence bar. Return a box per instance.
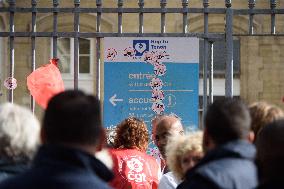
[248,0,255,35]
[5,31,284,38]
[202,0,209,127]
[96,39,101,98]
[3,7,284,15]
[96,0,102,99]
[0,32,224,38]
[234,9,284,15]
[8,0,15,103]
[271,0,276,34]
[5,31,284,37]
[74,0,80,90]
[160,0,166,34]
[225,0,233,97]
[208,41,213,104]
[0,7,228,14]
[52,0,58,58]
[234,33,284,36]
[118,0,123,35]
[182,0,189,34]
[138,0,144,34]
[30,0,37,112]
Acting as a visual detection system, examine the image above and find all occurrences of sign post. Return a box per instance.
[104,37,199,136]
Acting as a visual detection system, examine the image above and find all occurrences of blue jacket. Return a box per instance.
[0,145,113,189]
[177,140,258,189]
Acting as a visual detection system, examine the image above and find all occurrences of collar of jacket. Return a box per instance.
[33,144,114,182]
[185,139,256,179]
[0,158,29,175]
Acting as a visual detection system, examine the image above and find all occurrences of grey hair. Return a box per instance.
[0,103,40,160]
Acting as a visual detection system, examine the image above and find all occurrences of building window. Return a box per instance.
[0,19,3,88]
[54,38,93,77]
[199,39,240,77]
[57,38,71,73]
[198,95,240,127]
[198,39,240,128]
[51,38,94,93]
[78,38,91,74]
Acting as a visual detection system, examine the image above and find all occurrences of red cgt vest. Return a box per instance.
[109,148,160,189]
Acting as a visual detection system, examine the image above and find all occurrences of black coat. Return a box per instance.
[257,181,284,189]
[0,144,113,189]
[177,140,258,189]
[0,158,29,183]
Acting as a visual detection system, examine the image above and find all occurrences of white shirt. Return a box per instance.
[158,172,180,189]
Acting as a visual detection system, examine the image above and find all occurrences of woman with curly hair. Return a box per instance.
[158,131,203,189]
[109,117,160,189]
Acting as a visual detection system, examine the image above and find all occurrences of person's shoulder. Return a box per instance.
[177,173,218,189]
[0,172,112,189]
[0,174,29,189]
[144,152,158,160]
[86,176,112,189]
[143,153,160,168]
[159,172,179,189]
[108,148,120,154]
[195,158,258,189]
[160,172,174,182]
[161,172,177,179]
[108,148,126,161]
[257,181,284,189]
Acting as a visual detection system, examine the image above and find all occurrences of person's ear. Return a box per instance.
[202,128,215,152]
[96,128,107,151]
[151,134,157,146]
[40,128,47,144]
[202,128,209,152]
[247,131,255,143]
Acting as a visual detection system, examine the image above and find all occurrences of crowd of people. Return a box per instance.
[0,90,283,189]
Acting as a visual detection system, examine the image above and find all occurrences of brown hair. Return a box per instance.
[249,101,284,137]
[205,98,251,145]
[256,119,284,182]
[113,117,149,151]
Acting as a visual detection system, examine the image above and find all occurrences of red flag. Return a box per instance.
[27,58,64,109]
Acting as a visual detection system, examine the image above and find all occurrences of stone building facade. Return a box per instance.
[0,0,284,117]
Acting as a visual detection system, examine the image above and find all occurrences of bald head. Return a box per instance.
[151,115,165,134]
[156,116,183,134]
[153,115,184,158]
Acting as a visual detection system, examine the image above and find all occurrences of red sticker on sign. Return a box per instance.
[152,101,165,115]
[4,77,17,90]
[150,77,163,90]
[153,63,166,76]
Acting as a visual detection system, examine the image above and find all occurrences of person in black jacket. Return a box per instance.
[256,119,284,189]
[0,103,40,182]
[0,90,113,189]
[177,98,258,189]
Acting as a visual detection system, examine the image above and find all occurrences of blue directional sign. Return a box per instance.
[104,38,199,133]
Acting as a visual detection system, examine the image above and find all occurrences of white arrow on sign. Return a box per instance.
[109,94,123,106]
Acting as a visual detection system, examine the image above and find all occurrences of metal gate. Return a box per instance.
[0,0,282,117]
